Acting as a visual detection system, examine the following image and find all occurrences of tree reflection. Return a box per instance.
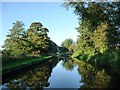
[75,60,111,88]
[62,57,76,71]
[6,57,59,89]
[3,56,116,89]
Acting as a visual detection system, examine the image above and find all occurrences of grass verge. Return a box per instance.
[2,55,53,74]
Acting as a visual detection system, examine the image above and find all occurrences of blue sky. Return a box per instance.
[1,2,79,49]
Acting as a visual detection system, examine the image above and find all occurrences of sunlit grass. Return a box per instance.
[2,55,52,73]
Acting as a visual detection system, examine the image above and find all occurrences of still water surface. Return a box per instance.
[2,56,120,89]
[48,60,83,88]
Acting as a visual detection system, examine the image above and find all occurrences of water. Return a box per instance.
[47,60,83,88]
[2,56,120,89]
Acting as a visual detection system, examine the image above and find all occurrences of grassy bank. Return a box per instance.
[71,48,120,76]
[2,54,54,74]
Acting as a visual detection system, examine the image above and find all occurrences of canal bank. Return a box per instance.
[71,56,120,88]
[2,54,57,83]
[2,54,120,89]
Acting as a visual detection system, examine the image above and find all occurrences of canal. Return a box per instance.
[2,56,120,89]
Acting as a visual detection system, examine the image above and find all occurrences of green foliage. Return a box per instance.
[93,69,111,88]
[2,21,58,64]
[26,22,58,55]
[61,38,76,52]
[3,21,26,57]
[64,2,120,74]
[90,22,109,54]
[75,59,111,88]
[62,59,75,71]
[26,22,50,54]
[6,56,58,89]
[61,38,73,48]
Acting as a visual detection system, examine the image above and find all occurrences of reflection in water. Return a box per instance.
[4,56,59,89]
[75,60,111,88]
[2,56,119,89]
[62,57,76,71]
[61,57,112,88]
[47,60,82,88]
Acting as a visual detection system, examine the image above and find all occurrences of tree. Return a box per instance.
[3,21,26,57]
[3,21,59,58]
[26,22,59,55]
[61,38,75,52]
[26,22,50,55]
[64,1,120,54]
[61,38,73,48]
[69,44,76,52]
[64,1,120,73]
[90,22,109,54]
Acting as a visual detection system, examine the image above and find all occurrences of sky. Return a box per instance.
[1,2,79,50]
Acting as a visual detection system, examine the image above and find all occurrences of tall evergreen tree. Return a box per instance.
[3,21,26,57]
[26,22,50,55]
